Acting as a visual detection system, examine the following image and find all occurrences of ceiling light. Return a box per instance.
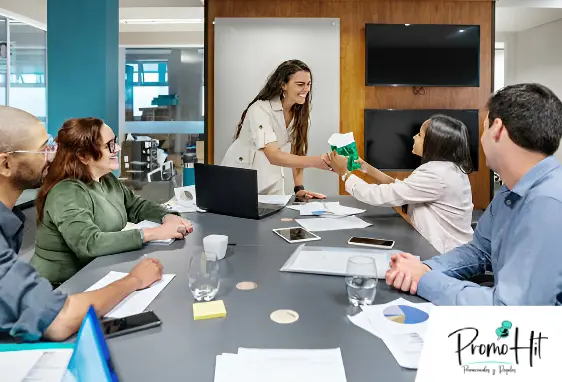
[120,19,203,25]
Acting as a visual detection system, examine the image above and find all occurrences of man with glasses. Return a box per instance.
[0,106,164,342]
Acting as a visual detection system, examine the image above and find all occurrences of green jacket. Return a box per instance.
[31,174,170,284]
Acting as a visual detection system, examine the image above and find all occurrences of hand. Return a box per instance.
[296,190,327,200]
[127,257,163,290]
[318,153,333,171]
[163,214,193,234]
[385,253,430,294]
[143,220,188,243]
[354,157,372,174]
[329,150,349,175]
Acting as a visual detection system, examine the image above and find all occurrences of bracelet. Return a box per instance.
[139,228,145,242]
[341,171,352,182]
[294,185,305,194]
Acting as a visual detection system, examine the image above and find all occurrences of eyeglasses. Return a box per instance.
[106,137,119,154]
[7,134,58,161]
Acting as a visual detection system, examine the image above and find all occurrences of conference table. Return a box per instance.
[58,186,440,382]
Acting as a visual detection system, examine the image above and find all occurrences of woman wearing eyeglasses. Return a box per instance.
[30,118,193,285]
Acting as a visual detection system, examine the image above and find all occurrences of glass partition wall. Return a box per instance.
[0,17,48,207]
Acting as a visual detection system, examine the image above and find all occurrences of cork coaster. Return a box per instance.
[270,309,299,324]
[280,218,294,222]
[236,281,258,291]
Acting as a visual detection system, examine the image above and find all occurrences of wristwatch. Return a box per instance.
[294,185,305,194]
[139,228,145,242]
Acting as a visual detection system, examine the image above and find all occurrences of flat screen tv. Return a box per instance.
[364,109,480,171]
[365,24,480,87]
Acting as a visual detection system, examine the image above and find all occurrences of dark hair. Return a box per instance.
[422,114,473,174]
[36,118,105,222]
[487,83,562,155]
[235,59,312,156]
[402,115,473,214]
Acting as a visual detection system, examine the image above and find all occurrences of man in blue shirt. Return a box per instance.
[0,106,164,342]
[385,83,562,305]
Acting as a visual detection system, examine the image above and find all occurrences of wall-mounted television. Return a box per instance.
[365,24,480,87]
[364,109,480,171]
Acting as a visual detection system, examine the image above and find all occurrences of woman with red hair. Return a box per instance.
[31,118,192,285]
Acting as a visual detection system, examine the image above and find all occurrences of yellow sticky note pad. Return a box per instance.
[193,300,227,320]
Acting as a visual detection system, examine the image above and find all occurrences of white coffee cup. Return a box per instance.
[203,235,229,260]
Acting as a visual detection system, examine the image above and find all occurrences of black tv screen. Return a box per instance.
[365,24,480,86]
[364,109,480,171]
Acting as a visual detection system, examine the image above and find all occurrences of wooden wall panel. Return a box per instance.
[207,0,493,209]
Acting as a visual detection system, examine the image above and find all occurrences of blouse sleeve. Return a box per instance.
[344,165,446,207]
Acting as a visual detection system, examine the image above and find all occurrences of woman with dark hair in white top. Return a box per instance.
[330,115,474,253]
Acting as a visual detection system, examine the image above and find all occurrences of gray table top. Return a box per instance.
[59,196,439,382]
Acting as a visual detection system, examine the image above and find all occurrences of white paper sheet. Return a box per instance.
[295,216,371,231]
[347,298,434,369]
[214,348,347,382]
[24,349,74,382]
[86,271,175,318]
[1,350,44,382]
[258,195,292,206]
[281,245,400,279]
[286,202,365,218]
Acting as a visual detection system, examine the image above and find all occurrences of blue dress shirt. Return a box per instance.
[417,156,562,305]
[0,201,67,341]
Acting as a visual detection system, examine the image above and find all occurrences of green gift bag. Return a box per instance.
[328,132,361,171]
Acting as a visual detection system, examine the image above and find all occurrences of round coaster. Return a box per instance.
[236,281,258,291]
[280,218,294,222]
[270,309,299,324]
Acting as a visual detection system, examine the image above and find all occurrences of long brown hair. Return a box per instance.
[235,59,312,156]
[36,118,105,222]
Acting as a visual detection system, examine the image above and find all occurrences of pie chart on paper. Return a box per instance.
[383,305,429,324]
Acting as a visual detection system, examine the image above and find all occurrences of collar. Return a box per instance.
[269,96,283,112]
[0,201,25,240]
[510,156,559,198]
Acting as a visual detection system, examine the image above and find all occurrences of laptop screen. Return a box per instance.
[63,306,118,382]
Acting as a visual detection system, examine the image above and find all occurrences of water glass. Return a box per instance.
[188,251,220,302]
[345,256,378,306]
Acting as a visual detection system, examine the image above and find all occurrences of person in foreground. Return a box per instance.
[330,115,474,253]
[386,83,562,306]
[31,117,193,285]
[0,106,163,342]
[221,59,331,199]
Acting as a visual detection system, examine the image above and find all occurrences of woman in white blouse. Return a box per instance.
[221,60,332,198]
[330,115,474,253]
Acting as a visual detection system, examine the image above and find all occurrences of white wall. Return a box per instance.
[119,31,203,47]
[214,18,340,195]
[496,20,562,162]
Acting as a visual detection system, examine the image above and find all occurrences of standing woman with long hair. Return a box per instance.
[221,60,332,198]
[330,115,474,254]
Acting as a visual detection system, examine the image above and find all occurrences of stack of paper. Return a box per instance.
[287,202,365,218]
[348,298,433,369]
[86,271,175,318]
[281,245,407,279]
[214,348,347,382]
[0,348,73,382]
[295,215,371,232]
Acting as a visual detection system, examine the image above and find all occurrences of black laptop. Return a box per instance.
[194,163,290,219]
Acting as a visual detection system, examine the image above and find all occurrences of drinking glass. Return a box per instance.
[188,251,220,301]
[345,256,378,306]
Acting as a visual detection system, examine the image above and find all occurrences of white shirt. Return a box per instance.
[345,161,474,254]
[221,97,291,195]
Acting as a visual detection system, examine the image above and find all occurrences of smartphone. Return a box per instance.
[273,227,321,244]
[348,236,395,249]
[101,311,161,339]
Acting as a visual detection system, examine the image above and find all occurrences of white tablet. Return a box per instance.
[273,227,321,244]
